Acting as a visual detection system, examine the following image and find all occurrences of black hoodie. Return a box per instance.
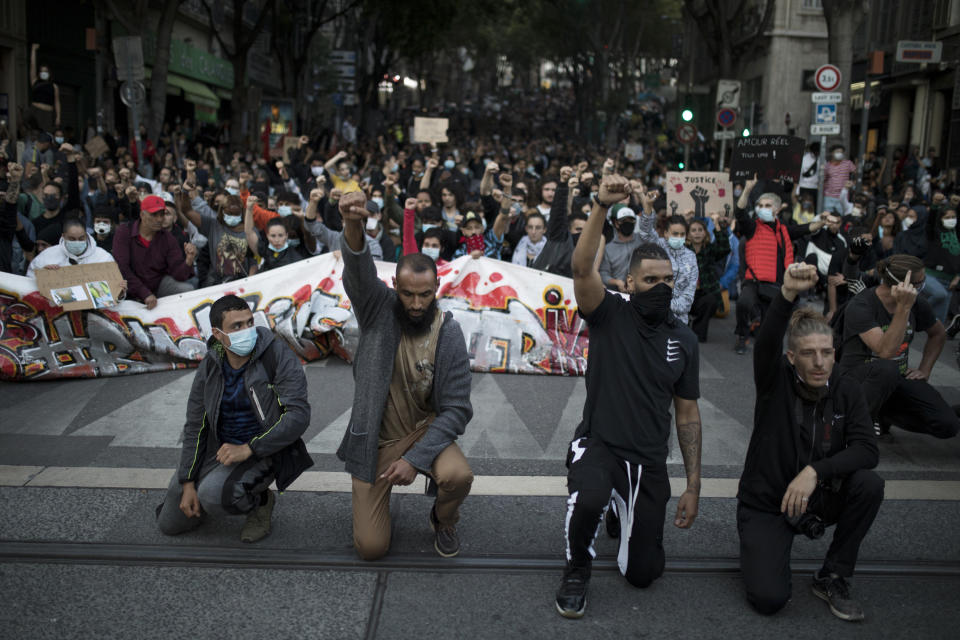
[737,289,878,514]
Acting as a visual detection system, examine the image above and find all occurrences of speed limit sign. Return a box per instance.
[814,64,841,92]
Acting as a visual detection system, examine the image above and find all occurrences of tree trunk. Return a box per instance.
[230,57,248,151]
[148,0,182,143]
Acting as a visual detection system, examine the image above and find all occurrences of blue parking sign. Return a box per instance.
[816,104,837,124]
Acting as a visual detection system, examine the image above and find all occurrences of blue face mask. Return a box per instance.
[288,238,301,247]
[391,163,399,173]
[223,214,242,227]
[755,207,774,222]
[667,236,686,250]
[221,326,257,357]
[422,223,438,232]
[55,136,64,145]
[277,205,292,217]
[271,241,289,253]
[444,160,456,171]
[225,187,240,196]
[65,239,87,256]
[372,197,384,210]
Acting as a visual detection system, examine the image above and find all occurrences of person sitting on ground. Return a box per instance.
[26,216,116,277]
[112,194,197,309]
[838,254,959,440]
[738,261,882,622]
[337,189,474,561]
[156,294,312,543]
[637,195,698,325]
[185,189,258,286]
[91,205,118,253]
[247,214,306,272]
[686,215,731,342]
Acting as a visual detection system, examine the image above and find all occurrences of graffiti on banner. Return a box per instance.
[665,172,733,221]
[0,253,590,381]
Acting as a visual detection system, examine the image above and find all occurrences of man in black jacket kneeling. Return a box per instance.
[737,262,883,622]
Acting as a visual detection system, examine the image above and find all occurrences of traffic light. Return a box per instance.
[681,109,694,122]
[678,161,686,169]
[742,128,751,137]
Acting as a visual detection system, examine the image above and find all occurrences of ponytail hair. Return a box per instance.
[787,307,833,351]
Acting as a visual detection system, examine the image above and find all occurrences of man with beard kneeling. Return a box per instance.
[337,190,474,560]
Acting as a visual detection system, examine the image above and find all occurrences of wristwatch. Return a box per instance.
[592,194,610,209]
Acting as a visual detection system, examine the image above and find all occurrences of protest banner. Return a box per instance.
[413,117,449,144]
[34,262,125,311]
[729,135,805,183]
[624,143,644,161]
[1,254,590,381]
[665,172,733,219]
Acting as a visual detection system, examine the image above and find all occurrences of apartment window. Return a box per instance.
[802,0,823,9]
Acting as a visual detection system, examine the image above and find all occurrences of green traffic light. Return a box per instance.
[681,109,694,122]
[742,128,751,137]
[678,162,685,169]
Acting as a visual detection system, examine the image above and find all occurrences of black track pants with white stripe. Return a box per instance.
[564,437,671,587]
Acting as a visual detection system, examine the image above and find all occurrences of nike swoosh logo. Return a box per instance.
[667,356,680,362]
[667,339,681,345]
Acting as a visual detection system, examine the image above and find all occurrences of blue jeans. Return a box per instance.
[822,196,845,216]
[921,272,951,322]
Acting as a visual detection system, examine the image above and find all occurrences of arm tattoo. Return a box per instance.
[676,421,702,492]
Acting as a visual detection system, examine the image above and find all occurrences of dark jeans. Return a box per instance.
[564,437,670,587]
[690,289,719,342]
[736,280,776,338]
[737,469,885,615]
[844,360,960,438]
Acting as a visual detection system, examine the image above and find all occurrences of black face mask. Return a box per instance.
[43,195,61,211]
[630,282,672,327]
[619,222,635,237]
[570,232,581,247]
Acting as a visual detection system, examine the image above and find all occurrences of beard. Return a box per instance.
[393,297,438,337]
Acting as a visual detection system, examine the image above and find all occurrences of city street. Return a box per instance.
[2,311,959,639]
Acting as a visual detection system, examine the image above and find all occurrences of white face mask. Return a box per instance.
[310,166,323,177]
[39,71,50,81]
[851,207,863,218]
[903,218,915,231]
[422,246,440,261]
[943,218,957,230]
[834,151,844,161]
[94,222,111,235]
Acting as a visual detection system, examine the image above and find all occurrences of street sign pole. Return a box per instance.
[856,79,871,191]
[719,137,727,172]
[816,135,827,214]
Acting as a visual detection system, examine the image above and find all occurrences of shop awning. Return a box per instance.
[167,74,220,109]
[144,68,220,109]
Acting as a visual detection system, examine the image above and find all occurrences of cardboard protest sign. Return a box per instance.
[624,143,644,161]
[729,135,805,183]
[35,262,125,311]
[282,135,300,164]
[84,136,110,159]
[665,172,733,219]
[413,117,449,144]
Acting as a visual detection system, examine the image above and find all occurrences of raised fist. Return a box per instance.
[275,161,284,171]
[404,197,417,210]
[485,161,499,175]
[782,263,818,294]
[309,188,323,202]
[597,174,632,206]
[330,188,343,201]
[185,159,196,172]
[427,158,439,170]
[602,158,615,174]
[7,162,23,181]
[560,166,573,182]
[499,172,513,188]
[339,190,368,222]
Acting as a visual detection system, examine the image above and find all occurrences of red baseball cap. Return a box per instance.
[141,194,165,213]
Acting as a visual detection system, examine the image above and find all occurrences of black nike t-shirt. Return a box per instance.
[577,291,700,466]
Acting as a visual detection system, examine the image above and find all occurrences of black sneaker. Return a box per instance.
[873,419,894,441]
[605,505,620,539]
[735,336,748,355]
[429,505,460,558]
[812,572,865,621]
[555,566,589,619]
[947,315,960,340]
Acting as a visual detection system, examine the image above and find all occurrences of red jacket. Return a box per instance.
[744,220,794,284]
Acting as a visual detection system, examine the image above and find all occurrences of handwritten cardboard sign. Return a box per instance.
[84,136,110,159]
[665,172,733,219]
[729,135,805,183]
[413,117,449,144]
[35,262,125,311]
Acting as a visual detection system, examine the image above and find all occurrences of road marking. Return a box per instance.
[2,466,958,500]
